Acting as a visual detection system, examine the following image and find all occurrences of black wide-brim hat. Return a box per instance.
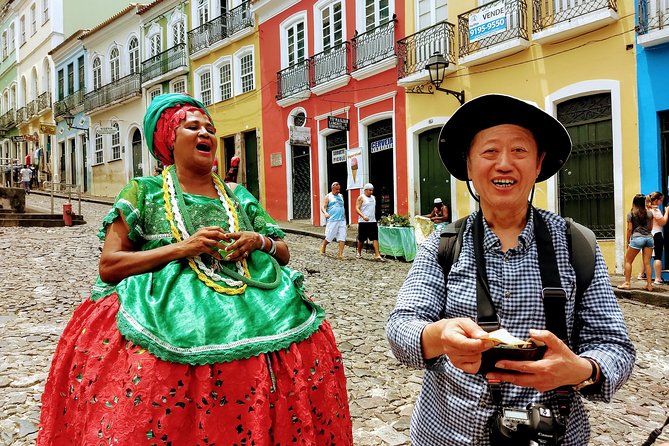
[438,94,572,183]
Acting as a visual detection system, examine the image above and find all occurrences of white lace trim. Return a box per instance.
[166,171,244,287]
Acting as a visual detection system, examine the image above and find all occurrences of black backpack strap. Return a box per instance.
[437,217,468,291]
[565,217,597,345]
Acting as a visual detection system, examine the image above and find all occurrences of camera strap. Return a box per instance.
[472,208,569,340]
[474,208,573,421]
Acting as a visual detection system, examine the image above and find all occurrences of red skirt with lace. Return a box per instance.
[37,294,352,445]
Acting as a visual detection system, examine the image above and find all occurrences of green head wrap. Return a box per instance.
[143,93,212,165]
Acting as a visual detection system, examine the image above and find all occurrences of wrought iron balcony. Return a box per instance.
[54,90,85,117]
[638,0,669,35]
[352,16,398,71]
[84,73,141,112]
[16,106,26,123]
[142,43,187,83]
[188,14,227,54]
[276,59,310,101]
[533,0,617,32]
[397,21,456,79]
[311,42,350,86]
[188,1,253,55]
[37,91,51,113]
[458,0,529,59]
[229,0,253,35]
[26,100,36,117]
[0,109,14,128]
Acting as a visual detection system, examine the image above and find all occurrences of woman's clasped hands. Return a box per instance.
[180,227,261,262]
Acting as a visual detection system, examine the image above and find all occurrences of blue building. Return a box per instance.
[637,0,669,193]
[636,0,669,277]
[49,30,90,193]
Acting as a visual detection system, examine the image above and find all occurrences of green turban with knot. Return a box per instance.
[143,93,212,166]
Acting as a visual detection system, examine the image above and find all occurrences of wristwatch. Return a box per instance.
[573,358,600,391]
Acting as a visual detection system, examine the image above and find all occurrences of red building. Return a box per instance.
[253,0,407,225]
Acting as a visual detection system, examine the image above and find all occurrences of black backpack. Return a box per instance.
[436,215,597,341]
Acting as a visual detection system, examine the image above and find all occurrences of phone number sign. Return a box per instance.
[468,2,507,43]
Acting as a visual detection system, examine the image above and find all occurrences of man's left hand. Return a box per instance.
[484,329,594,392]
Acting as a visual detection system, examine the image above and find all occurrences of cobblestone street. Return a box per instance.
[1,195,668,445]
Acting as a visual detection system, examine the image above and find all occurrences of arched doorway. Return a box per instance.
[418,127,451,217]
[368,119,394,219]
[131,129,143,177]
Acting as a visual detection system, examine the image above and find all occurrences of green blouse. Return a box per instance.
[92,175,324,365]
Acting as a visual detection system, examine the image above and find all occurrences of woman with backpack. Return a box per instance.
[619,193,654,291]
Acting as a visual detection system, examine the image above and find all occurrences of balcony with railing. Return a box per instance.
[276,59,311,105]
[397,21,456,86]
[188,14,228,55]
[310,42,351,95]
[229,1,253,36]
[37,91,51,113]
[637,0,669,46]
[84,73,141,113]
[351,17,398,80]
[188,1,254,57]
[26,100,37,119]
[0,109,14,128]
[458,0,529,66]
[533,0,618,44]
[16,106,26,123]
[142,42,188,86]
[54,90,85,117]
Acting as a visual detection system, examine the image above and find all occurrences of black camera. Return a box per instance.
[490,403,565,445]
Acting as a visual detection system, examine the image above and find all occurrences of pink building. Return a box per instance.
[253,0,407,225]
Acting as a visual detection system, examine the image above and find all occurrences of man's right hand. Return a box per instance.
[421,318,496,374]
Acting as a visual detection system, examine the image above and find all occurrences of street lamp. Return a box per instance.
[425,52,465,105]
[63,111,89,140]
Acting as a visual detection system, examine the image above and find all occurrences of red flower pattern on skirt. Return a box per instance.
[38,294,352,445]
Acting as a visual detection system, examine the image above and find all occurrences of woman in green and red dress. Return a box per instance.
[37,94,352,445]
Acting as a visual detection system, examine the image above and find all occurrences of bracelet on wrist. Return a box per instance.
[259,233,267,251]
[268,237,277,256]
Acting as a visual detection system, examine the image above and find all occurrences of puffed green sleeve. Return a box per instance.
[97,179,145,242]
[231,184,286,239]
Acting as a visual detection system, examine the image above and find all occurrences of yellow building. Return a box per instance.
[187,0,263,203]
[400,0,638,273]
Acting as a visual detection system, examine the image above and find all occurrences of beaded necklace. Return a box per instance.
[162,165,250,295]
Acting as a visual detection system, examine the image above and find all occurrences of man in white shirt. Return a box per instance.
[19,165,32,194]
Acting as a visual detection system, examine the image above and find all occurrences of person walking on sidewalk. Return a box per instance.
[649,191,669,284]
[355,183,384,261]
[620,193,654,291]
[321,181,346,259]
[19,164,32,194]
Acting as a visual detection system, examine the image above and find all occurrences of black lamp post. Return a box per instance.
[425,52,465,105]
[63,111,89,140]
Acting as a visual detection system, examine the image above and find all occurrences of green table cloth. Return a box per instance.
[378,226,417,261]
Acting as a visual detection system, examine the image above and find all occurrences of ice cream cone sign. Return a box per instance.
[346,148,363,190]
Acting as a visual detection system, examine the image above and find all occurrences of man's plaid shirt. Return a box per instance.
[386,209,635,445]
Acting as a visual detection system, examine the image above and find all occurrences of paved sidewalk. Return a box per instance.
[30,189,669,308]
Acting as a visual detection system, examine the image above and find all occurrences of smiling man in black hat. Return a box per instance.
[387,94,635,445]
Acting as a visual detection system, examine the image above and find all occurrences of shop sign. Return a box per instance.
[40,124,57,135]
[289,126,311,146]
[468,0,507,43]
[331,148,346,164]
[11,135,26,142]
[20,134,40,142]
[97,127,117,135]
[327,116,349,131]
[370,137,393,154]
